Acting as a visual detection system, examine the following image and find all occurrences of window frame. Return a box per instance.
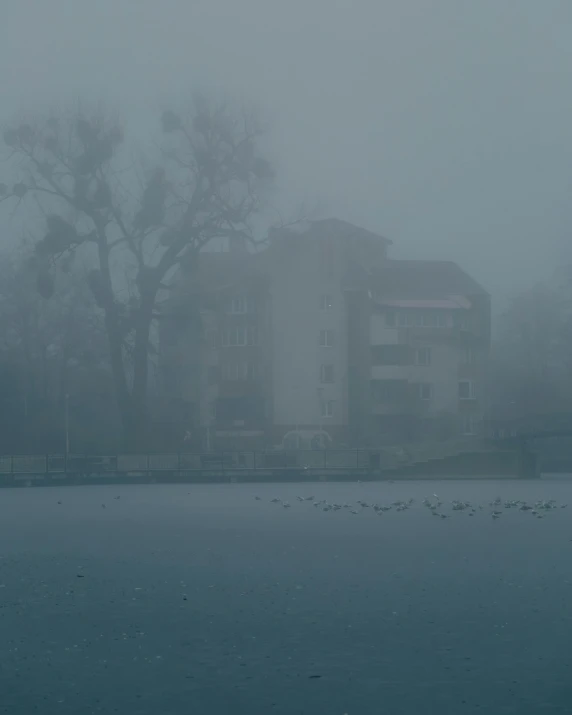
[221,326,248,347]
[462,414,478,435]
[222,361,257,381]
[458,380,476,400]
[396,310,449,328]
[415,347,431,366]
[320,364,335,384]
[319,329,335,347]
[461,346,477,365]
[418,382,433,400]
[229,295,248,315]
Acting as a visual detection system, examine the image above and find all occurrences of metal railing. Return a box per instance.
[0,450,382,476]
[0,441,489,477]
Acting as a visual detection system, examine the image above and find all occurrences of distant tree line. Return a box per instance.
[488,274,572,425]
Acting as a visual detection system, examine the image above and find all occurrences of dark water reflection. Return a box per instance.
[1,479,572,714]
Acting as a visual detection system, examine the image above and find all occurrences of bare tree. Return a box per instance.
[1,96,273,448]
[489,281,572,419]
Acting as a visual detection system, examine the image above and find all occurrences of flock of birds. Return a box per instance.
[254,493,568,520]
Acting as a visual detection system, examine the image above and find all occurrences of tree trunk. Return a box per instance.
[107,294,156,453]
[126,293,156,451]
[104,310,135,450]
[95,224,161,452]
[96,227,135,451]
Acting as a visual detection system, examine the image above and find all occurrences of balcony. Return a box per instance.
[370,379,434,416]
[371,365,411,380]
[217,379,265,399]
[371,399,433,417]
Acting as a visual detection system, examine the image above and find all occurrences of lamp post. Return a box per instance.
[317,387,324,444]
[65,393,70,456]
[291,383,302,448]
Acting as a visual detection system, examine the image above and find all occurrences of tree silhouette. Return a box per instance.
[1,96,273,448]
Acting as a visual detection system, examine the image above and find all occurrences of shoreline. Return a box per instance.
[0,471,534,487]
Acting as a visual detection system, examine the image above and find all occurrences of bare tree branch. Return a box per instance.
[1,95,273,448]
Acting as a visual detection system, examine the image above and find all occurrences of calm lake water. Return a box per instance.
[1,479,572,714]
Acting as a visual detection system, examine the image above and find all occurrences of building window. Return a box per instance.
[461,347,476,364]
[458,313,471,331]
[319,329,335,347]
[205,330,217,348]
[222,362,257,381]
[458,380,476,400]
[462,415,478,435]
[221,326,258,347]
[396,311,448,328]
[320,364,335,383]
[415,347,431,366]
[385,311,396,327]
[227,296,249,314]
[321,399,334,418]
[319,294,333,311]
[421,311,447,328]
[207,366,219,385]
[418,383,433,400]
[434,312,448,328]
[221,327,244,347]
[222,362,243,381]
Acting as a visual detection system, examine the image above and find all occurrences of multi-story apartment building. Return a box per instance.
[157,219,490,450]
[354,261,491,445]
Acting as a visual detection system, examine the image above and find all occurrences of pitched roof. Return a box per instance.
[370,260,487,300]
[309,218,392,245]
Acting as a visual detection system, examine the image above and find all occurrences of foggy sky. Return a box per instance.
[2,0,572,309]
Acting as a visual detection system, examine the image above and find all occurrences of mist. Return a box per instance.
[3,5,572,711]
[1,0,572,308]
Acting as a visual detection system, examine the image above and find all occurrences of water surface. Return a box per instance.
[1,479,571,714]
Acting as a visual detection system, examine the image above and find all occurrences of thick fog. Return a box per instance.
[3,7,572,712]
[1,0,571,307]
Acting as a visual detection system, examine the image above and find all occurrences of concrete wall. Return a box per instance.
[268,234,348,434]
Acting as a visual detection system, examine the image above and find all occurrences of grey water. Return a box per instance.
[1,479,572,714]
